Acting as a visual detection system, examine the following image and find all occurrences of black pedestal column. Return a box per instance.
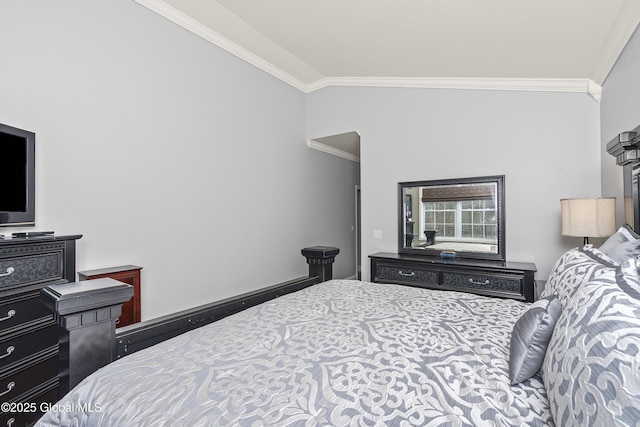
[41,278,133,394]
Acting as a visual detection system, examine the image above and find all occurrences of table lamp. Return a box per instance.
[561,197,616,245]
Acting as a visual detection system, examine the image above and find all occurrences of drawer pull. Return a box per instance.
[0,310,15,322]
[0,382,15,397]
[398,271,415,277]
[0,267,14,278]
[469,278,490,285]
[0,346,14,360]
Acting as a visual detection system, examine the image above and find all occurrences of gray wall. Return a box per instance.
[0,0,359,320]
[2,0,624,318]
[601,26,640,225]
[307,87,601,280]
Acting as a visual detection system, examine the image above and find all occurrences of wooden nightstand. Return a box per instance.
[78,265,142,327]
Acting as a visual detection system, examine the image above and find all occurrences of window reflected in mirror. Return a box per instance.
[400,176,505,261]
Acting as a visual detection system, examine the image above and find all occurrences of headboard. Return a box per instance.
[606,123,640,232]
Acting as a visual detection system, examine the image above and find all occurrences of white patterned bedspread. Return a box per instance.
[36,280,553,426]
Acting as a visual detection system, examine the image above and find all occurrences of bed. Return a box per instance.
[38,280,549,426]
[36,234,640,426]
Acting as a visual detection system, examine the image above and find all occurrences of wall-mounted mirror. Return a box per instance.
[399,175,505,261]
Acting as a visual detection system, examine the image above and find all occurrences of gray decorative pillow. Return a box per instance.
[599,224,640,263]
[509,295,561,385]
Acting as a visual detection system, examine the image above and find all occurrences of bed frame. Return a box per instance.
[41,246,339,396]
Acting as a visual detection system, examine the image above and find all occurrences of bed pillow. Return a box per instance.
[599,224,640,264]
[509,295,561,385]
[541,256,640,426]
[540,246,618,309]
[617,254,640,299]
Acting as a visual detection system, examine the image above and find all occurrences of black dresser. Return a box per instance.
[0,235,81,426]
[369,252,537,302]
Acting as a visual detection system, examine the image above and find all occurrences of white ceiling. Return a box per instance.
[136,0,640,97]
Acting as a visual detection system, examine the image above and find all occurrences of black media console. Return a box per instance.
[369,252,537,302]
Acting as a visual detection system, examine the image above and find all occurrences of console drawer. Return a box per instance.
[442,271,523,296]
[375,263,439,286]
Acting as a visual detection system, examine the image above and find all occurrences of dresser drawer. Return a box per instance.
[0,249,64,292]
[442,271,523,297]
[0,295,52,336]
[0,378,59,427]
[375,263,439,286]
[0,325,58,372]
[0,355,57,403]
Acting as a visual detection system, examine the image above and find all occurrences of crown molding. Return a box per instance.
[307,140,360,163]
[306,77,602,100]
[590,0,640,85]
[133,0,309,92]
[588,80,603,103]
[135,0,603,101]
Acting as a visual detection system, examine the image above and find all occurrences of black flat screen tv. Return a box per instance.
[0,123,35,227]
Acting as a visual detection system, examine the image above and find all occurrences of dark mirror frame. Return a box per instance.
[398,175,506,262]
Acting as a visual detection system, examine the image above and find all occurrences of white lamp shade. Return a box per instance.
[561,198,616,238]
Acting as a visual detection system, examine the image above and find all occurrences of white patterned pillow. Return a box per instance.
[541,255,640,425]
[540,246,618,310]
[617,254,640,299]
